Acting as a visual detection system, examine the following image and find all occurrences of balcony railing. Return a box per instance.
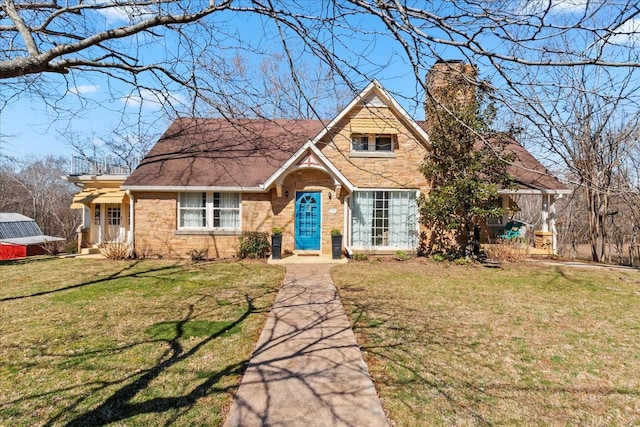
[70,155,140,176]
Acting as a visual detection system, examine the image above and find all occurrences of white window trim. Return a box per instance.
[177,192,242,232]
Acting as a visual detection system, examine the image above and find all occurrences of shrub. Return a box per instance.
[484,239,530,262]
[272,227,283,235]
[238,231,270,259]
[40,240,63,256]
[432,252,447,262]
[394,250,411,261]
[186,248,208,262]
[63,240,78,254]
[454,256,472,265]
[99,241,132,260]
[330,228,342,236]
[352,252,369,262]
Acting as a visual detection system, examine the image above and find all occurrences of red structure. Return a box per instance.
[0,213,65,260]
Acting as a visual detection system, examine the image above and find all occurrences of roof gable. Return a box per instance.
[311,80,430,147]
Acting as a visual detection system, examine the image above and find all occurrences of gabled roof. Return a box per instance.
[123,118,326,190]
[262,141,354,193]
[311,80,430,147]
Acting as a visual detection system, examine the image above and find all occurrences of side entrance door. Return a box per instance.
[295,191,321,250]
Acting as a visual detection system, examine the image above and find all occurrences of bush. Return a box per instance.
[99,241,132,260]
[394,250,411,261]
[352,252,369,262]
[186,248,208,262]
[40,240,63,256]
[238,231,270,259]
[484,239,530,262]
[63,240,78,254]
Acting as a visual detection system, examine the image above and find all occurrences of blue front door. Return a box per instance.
[295,192,321,250]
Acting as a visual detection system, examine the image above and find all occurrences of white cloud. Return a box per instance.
[550,0,589,13]
[96,2,155,24]
[121,89,186,110]
[69,84,100,95]
[608,18,640,45]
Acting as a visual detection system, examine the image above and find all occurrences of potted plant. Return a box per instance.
[271,227,283,260]
[330,228,342,260]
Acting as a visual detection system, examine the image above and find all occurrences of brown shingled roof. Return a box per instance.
[416,121,568,192]
[495,136,569,192]
[124,118,326,188]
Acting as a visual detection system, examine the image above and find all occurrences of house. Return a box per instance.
[66,61,570,258]
[0,213,65,260]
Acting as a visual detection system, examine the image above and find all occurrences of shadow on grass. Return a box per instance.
[37,291,269,427]
[338,280,640,426]
[0,260,181,302]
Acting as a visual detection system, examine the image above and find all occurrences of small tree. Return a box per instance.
[419,87,514,256]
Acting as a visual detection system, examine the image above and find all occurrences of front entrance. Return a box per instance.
[295,191,321,250]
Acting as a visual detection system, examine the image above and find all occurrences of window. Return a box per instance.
[179,192,240,230]
[351,190,417,248]
[94,204,101,225]
[106,206,121,226]
[351,133,394,153]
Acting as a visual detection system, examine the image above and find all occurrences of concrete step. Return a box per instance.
[80,247,101,255]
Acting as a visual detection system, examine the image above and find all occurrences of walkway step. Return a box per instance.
[224,264,388,427]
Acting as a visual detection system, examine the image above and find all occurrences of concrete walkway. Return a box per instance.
[223,263,388,427]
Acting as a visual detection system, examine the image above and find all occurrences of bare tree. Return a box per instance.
[3,1,639,112]
[510,62,640,262]
[0,155,80,240]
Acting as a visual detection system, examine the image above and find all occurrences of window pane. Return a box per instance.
[351,135,369,151]
[375,136,392,151]
[181,192,206,208]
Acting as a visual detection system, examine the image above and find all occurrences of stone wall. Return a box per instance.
[133,192,240,259]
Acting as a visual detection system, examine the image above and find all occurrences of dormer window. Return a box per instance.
[351,133,394,155]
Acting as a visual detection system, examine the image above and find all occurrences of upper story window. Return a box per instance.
[350,133,395,156]
[178,192,240,230]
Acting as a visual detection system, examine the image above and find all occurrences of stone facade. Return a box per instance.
[130,88,431,259]
[134,192,240,258]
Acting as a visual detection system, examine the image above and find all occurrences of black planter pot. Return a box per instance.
[271,235,282,260]
[331,234,342,260]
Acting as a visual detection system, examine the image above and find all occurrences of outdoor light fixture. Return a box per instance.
[284,190,289,198]
[328,191,332,200]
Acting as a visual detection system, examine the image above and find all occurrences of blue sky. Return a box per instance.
[1,0,638,162]
[0,6,428,161]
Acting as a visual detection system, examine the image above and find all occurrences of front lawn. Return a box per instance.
[0,257,283,426]
[333,260,640,426]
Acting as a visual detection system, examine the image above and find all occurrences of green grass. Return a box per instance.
[332,260,640,426]
[0,257,283,426]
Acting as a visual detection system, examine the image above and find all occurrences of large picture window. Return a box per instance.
[351,190,417,249]
[178,192,240,230]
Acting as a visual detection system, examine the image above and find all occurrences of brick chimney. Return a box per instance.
[425,60,477,133]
